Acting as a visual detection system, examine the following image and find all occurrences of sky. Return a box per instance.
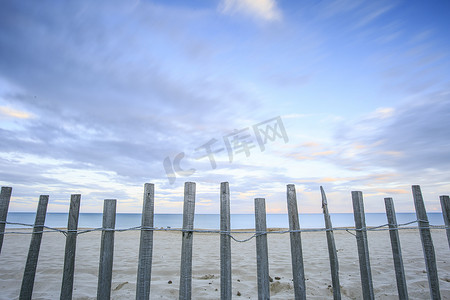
[0,0,449,214]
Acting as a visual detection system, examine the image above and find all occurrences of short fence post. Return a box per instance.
[60,194,81,300]
[412,185,441,299]
[352,191,374,300]
[97,199,117,300]
[220,182,232,300]
[320,187,341,300]
[19,195,49,300]
[136,183,155,300]
[0,186,12,255]
[255,198,270,300]
[179,182,196,300]
[287,185,306,300]
[384,197,408,300]
[440,195,450,250]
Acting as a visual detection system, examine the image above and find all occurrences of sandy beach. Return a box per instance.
[0,228,449,299]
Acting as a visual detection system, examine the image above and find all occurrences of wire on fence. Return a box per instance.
[0,220,448,242]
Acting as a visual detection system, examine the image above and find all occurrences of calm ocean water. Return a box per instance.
[5,212,445,229]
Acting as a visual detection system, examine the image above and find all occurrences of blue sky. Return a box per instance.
[0,0,449,214]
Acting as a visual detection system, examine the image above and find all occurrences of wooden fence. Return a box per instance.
[0,183,449,300]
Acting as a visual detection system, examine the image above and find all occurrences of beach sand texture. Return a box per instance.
[0,229,449,299]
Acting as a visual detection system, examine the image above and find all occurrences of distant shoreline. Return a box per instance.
[5,212,445,230]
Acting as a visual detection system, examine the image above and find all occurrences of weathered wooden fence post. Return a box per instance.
[286,184,306,300]
[136,183,155,300]
[412,185,440,299]
[0,186,12,255]
[97,199,117,300]
[440,195,450,250]
[179,182,196,300]
[60,194,81,300]
[320,186,341,300]
[384,197,408,300]
[255,198,270,300]
[19,195,49,300]
[352,191,374,300]
[220,182,232,300]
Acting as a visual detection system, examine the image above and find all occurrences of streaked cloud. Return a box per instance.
[353,2,395,29]
[219,0,282,22]
[374,188,408,195]
[0,106,32,119]
[1,1,449,213]
[311,150,335,157]
[283,113,310,119]
[334,92,450,172]
[301,142,320,148]
[370,107,395,119]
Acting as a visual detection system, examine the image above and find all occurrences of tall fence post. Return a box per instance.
[60,194,81,300]
[179,182,196,300]
[19,195,49,300]
[440,195,450,250]
[97,199,117,300]
[412,185,440,299]
[286,184,306,300]
[255,198,270,300]
[0,186,12,255]
[320,186,341,300]
[352,191,374,300]
[220,182,232,300]
[136,183,155,300]
[384,197,408,300]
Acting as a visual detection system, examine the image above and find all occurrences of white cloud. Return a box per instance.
[219,0,282,22]
[0,106,33,119]
[283,113,310,119]
[333,92,450,173]
[370,107,395,119]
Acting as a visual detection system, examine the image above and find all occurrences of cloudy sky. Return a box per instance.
[1,0,449,214]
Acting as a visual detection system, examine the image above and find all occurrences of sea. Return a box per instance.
[5,212,445,230]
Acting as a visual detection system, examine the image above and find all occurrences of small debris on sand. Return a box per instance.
[275,276,281,280]
[168,280,172,284]
[327,284,333,293]
[113,282,128,291]
[270,281,292,294]
[200,274,215,279]
[269,276,273,282]
[237,291,241,296]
